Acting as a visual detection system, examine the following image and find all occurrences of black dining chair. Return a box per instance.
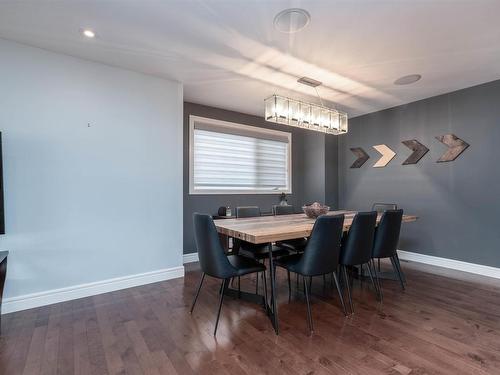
[372,203,398,213]
[234,206,290,260]
[190,213,266,336]
[273,205,308,254]
[339,211,379,314]
[233,206,289,293]
[372,209,405,298]
[275,214,347,334]
[273,204,294,215]
[371,203,398,271]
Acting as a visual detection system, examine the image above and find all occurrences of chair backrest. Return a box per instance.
[273,205,295,215]
[236,206,261,218]
[294,215,345,276]
[340,211,377,266]
[193,213,235,279]
[372,209,403,258]
[372,203,398,213]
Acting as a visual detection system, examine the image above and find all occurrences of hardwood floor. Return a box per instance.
[2,260,500,374]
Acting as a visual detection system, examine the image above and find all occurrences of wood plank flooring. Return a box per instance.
[1,260,500,374]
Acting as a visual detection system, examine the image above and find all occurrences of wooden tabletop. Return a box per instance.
[214,210,418,244]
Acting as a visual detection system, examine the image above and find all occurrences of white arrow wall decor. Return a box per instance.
[373,144,396,167]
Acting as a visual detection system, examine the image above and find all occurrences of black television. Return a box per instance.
[0,133,4,234]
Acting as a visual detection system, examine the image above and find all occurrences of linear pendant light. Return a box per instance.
[264,94,348,135]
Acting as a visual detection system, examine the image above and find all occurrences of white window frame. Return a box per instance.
[189,115,292,195]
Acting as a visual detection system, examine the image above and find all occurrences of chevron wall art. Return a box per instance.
[373,144,396,167]
[402,139,429,165]
[349,134,469,168]
[349,147,370,168]
[435,134,470,162]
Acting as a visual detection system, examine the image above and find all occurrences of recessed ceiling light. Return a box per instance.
[82,29,96,38]
[274,8,310,33]
[394,74,422,85]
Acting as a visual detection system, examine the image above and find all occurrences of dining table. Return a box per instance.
[213,210,418,335]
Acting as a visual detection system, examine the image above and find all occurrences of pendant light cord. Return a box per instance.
[314,87,325,107]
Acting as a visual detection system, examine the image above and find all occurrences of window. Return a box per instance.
[189,115,291,194]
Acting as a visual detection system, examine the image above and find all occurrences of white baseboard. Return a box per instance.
[183,249,500,279]
[397,250,500,280]
[183,252,199,264]
[2,266,185,315]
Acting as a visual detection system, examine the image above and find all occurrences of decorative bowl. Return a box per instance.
[302,202,330,219]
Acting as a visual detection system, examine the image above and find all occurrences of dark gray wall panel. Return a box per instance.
[183,102,337,254]
[338,80,500,267]
[302,132,326,205]
[325,135,339,208]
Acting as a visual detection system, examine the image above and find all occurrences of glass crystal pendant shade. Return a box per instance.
[265,95,348,135]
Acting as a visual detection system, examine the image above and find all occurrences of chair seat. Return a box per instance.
[239,244,290,260]
[239,241,267,253]
[275,253,303,273]
[276,238,307,252]
[227,255,266,276]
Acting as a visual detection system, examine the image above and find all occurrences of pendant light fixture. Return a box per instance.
[264,77,348,135]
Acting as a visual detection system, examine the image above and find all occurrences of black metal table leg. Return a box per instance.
[224,286,266,305]
[222,243,279,334]
[268,242,280,334]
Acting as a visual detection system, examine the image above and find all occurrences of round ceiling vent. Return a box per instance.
[394,74,422,85]
[274,8,311,33]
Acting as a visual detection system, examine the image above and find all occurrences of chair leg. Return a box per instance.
[332,271,347,316]
[342,265,354,314]
[371,259,383,301]
[365,261,380,301]
[214,278,229,336]
[190,273,205,314]
[303,276,314,334]
[394,253,407,284]
[309,276,312,293]
[391,255,406,291]
[238,276,241,298]
[262,270,268,307]
[287,269,292,302]
[255,272,259,294]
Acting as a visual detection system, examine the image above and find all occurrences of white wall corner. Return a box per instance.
[2,266,184,315]
[397,250,500,280]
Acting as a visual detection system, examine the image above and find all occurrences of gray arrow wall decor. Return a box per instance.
[349,147,370,168]
[435,134,469,162]
[402,139,429,165]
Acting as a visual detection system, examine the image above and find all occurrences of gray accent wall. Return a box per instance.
[339,80,500,268]
[183,102,338,254]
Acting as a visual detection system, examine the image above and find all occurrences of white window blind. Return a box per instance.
[189,116,291,194]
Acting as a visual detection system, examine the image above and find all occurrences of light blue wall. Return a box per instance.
[0,39,183,300]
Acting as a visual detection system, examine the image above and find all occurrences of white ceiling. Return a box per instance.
[1,0,500,118]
